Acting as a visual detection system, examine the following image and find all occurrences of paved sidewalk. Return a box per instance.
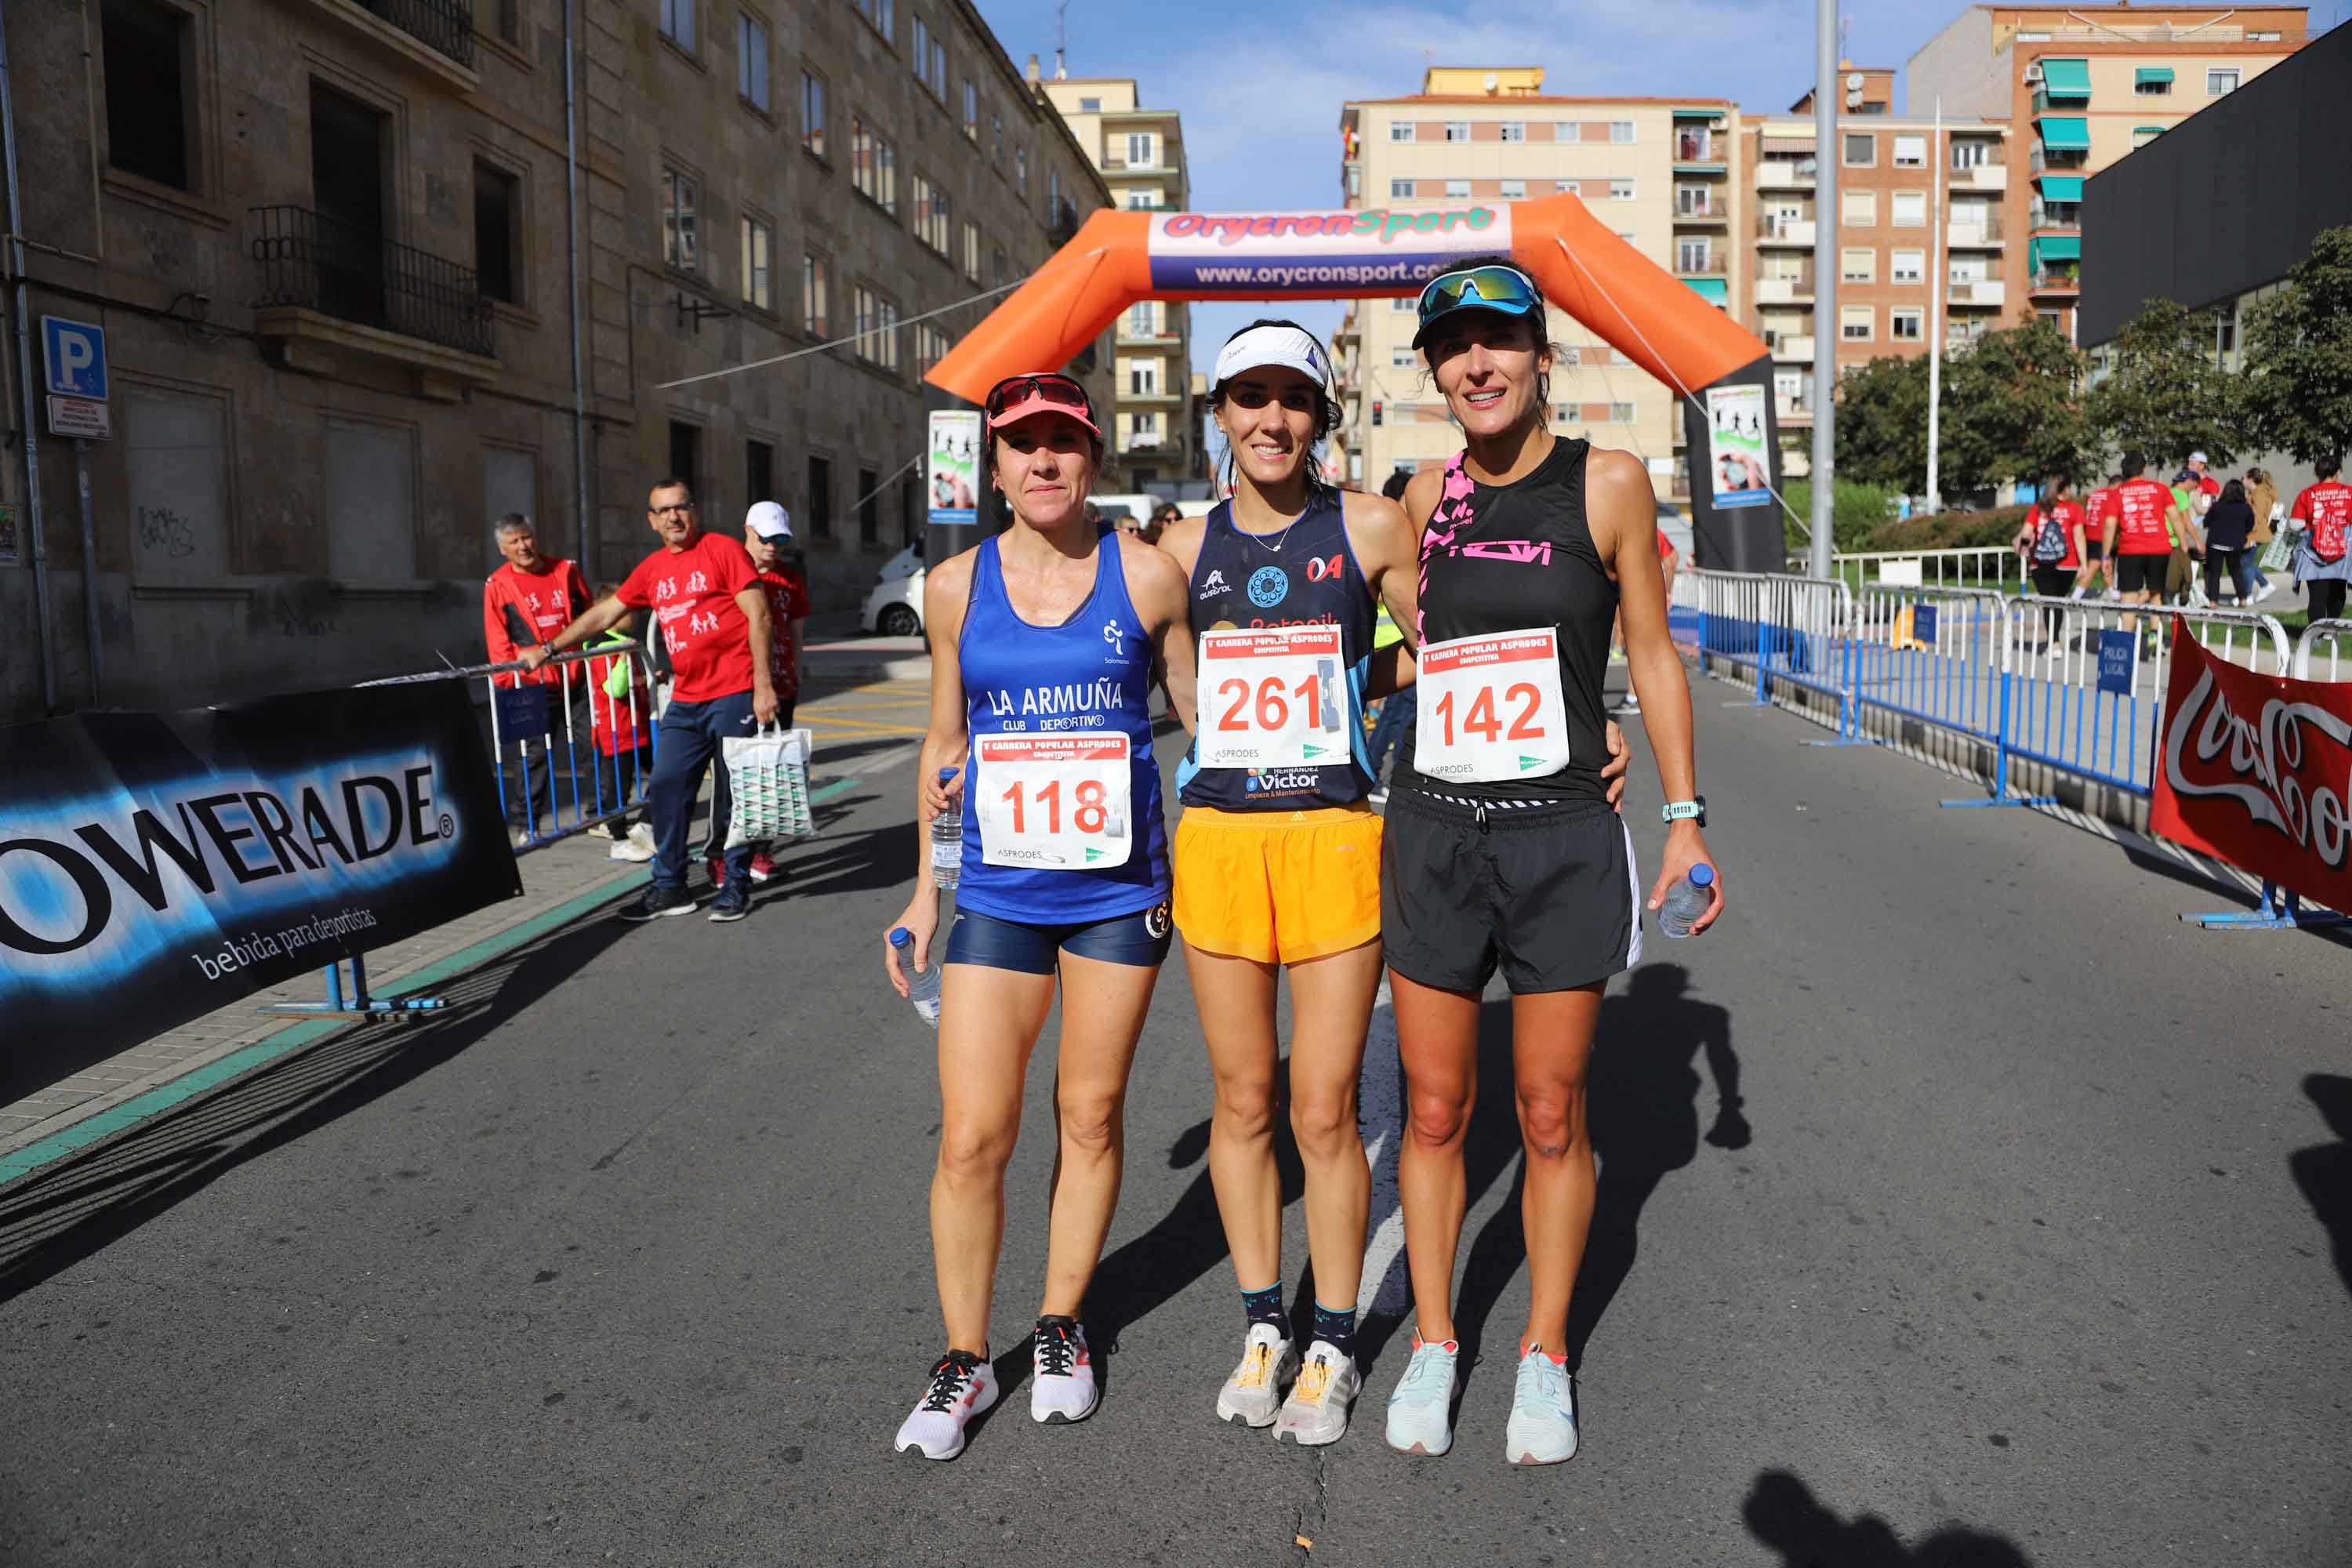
[0,830,649,1167]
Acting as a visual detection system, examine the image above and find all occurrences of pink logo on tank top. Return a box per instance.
[1452,540,1553,565]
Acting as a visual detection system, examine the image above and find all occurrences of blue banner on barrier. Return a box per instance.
[0,683,521,1101]
[1913,604,1939,644]
[2098,630,2136,695]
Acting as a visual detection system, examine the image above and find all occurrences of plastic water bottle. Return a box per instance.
[890,927,942,1027]
[1656,864,1716,940]
[931,767,963,891]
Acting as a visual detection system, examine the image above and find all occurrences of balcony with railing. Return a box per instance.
[2028,267,2080,296]
[1754,265,1816,303]
[1674,131,1727,169]
[249,205,495,397]
[1769,333,1816,362]
[1945,279,2007,309]
[1947,214,2006,247]
[1674,197,1730,223]
[1947,160,2008,193]
[1675,253,1730,276]
[303,0,476,85]
[1756,214,1817,246]
[1757,158,1817,188]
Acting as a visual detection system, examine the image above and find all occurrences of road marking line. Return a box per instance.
[1357,977,1413,1319]
[0,775,868,1188]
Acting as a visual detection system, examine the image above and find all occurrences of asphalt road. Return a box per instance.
[3,669,2347,1566]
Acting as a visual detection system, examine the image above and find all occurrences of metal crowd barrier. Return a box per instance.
[2292,619,2352,681]
[267,642,659,1019]
[1782,546,2018,590]
[1849,583,2010,750]
[362,642,659,854]
[1677,568,1855,723]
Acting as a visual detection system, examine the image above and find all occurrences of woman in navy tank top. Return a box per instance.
[1155,321,1425,1444]
[883,372,1198,1460]
[1377,259,1726,1468]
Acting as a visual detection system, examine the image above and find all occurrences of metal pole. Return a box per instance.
[1926,97,1944,515]
[563,0,592,582]
[74,436,99,703]
[1809,0,1838,580]
[0,6,57,711]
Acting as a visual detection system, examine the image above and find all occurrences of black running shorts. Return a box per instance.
[1379,789,1641,995]
[2115,553,2169,595]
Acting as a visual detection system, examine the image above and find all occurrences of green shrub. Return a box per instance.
[1860,506,2029,553]
[1784,480,1901,554]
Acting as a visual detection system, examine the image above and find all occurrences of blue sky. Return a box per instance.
[974,0,1965,374]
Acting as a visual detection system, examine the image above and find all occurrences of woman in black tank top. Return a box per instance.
[1376,259,1726,1467]
[1156,321,1425,1439]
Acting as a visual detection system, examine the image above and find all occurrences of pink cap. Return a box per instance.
[984,372,1101,439]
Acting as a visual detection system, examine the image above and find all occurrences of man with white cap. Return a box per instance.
[739,500,811,886]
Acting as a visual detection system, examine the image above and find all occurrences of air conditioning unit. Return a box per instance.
[2023,63,2044,85]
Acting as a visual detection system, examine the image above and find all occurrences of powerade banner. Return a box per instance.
[1146,206,1515,295]
[1705,383,1772,510]
[0,683,521,1101]
[927,408,981,527]
[2150,621,2352,915]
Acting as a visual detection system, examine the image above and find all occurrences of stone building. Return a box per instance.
[0,0,1108,720]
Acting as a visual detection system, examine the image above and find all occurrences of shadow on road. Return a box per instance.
[1436,966,1744,1380]
[0,914,632,1306]
[2291,1073,2352,1301]
[765,808,918,905]
[1744,1469,2033,1566]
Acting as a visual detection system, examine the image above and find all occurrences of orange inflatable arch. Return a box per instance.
[926,194,1783,567]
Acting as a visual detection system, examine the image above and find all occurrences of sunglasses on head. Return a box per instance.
[1414,265,1541,332]
[985,372,1094,419]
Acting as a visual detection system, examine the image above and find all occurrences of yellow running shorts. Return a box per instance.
[1172,804,1383,964]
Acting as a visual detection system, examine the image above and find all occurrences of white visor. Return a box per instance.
[1212,324,1334,398]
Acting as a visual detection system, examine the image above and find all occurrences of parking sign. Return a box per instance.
[41,317,109,401]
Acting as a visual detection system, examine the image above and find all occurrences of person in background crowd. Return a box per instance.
[481,515,592,846]
[2286,456,2352,625]
[2076,477,2111,600]
[520,478,778,924]
[1363,467,1420,795]
[2165,466,2209,607]
[2096,452,2189,633]
[2201,480,2259,608]
[2175,452,2223,508]
[1144,503,1181,546]
[1611,526,1680,717]
[742,502,811,887]
[583,586,656,862]
[1114,513,1145,540]
[2013,476,2086,648]
[2245,467,2281,602]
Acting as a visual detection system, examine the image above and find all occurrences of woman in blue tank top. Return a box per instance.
[883,372,1199,1461]
[1155,320,1426,1446]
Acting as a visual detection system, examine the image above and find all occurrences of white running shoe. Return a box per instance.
[1384,1333,1459,1457]
[1276,1340,1360,1446]
[1029,1316,1098,1425]
[627,822,655,848]
[1505,1345,1579,1466]
[1215,1323,1296,1428]
[608,837,655,862]
[893,1351,997,1461]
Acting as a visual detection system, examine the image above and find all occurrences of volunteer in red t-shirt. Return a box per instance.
[2012,476,2086,647]
[481,516,592,840]
[522,478,778,924]
[744,502,812,727]
[2288,455,2352,624]
[482,517,592,688]
[2094,453,2187,614]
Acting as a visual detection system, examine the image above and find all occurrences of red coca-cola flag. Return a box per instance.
[2151,618,2352,913]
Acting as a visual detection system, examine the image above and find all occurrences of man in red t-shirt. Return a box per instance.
[524,478,777,923]
[481,516,592,840]
[2095,453,2187,622]
[2288,455,2352,624]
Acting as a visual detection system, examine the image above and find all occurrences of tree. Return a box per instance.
[1833,354,1930,492]
[2238,224,2352,466]
[2085,297,2241,470]
[1941,320,2091,491]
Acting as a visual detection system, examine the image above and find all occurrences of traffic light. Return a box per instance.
[1370,400,1384,426]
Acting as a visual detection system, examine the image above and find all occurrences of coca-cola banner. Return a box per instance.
[2151,619,2352,912]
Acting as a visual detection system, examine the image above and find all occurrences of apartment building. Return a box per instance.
[0,0,1109,720]
[1038,71,1200,488]
[1334,67,1742,502]
[1737,67,2012,477]
[1907,3,2308,342]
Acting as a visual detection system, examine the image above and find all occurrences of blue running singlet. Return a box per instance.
[1176,490,1377,810]
[956,531,1171,923]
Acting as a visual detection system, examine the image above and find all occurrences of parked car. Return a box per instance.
[862,541,925,637]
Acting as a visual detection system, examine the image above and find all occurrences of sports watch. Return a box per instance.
[1661,797,1707,827]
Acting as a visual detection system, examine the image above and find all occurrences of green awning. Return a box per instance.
[2135,67,2175,85]
[2036,116,2091,151]
[2135,125,2165,136]
[1674,106,1726,119]
[2030,235,2082,270]
[2039,57,2092,96]
[2037,175,2085,201]
[1683,278,1729,305]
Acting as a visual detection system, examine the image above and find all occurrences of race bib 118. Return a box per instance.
[973,733,1133,869]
